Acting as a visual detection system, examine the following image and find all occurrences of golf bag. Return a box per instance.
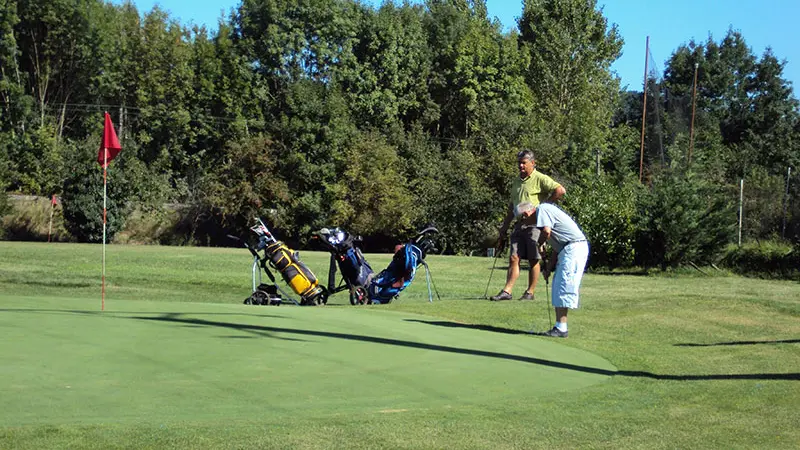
[314,226,439,305]
[229,218,328,306]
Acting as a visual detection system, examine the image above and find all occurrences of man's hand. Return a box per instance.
[539,245,551,281]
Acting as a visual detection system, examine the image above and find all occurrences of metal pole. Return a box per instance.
[639,36,650,183]
[782,167,791,238]
[595,149,601,176]
[688,62,699,166]
[102,150,107,311]
[48,195,55,243]
[738,178,744,247]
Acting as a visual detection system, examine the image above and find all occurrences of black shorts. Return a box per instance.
[510,224,542,261]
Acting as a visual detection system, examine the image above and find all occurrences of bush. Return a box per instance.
[721,241,799,280]
[423,146,502,255]
[0,192,11,237]
[561,174,640,268]
[1,195,69,241]
[113,207,186,245]
[187,135,291,246]
[634,170,735,269]
[61,141,133,243]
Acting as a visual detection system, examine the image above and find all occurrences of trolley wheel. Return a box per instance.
[246,290,270,305]
[349,286,369,305]
[317,288,329,305]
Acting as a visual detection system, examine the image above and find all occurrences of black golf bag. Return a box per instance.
[314,226,439,305]
[229,218,328,306]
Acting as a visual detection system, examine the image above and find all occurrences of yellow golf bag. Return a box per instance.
[262,240,324,303]
[231,218,327,306]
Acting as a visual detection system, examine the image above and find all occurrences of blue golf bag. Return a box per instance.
[313,226,439,305]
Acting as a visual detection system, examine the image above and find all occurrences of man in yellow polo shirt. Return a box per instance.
[490,149,565,301]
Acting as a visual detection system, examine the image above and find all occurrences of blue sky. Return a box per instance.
[121,0,800,94]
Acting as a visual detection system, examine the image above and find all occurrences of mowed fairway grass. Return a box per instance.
[1,242,798,449]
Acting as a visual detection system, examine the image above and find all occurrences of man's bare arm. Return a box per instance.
[548,185,566,203]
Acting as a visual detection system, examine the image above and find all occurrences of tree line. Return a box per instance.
[0,0,798,267]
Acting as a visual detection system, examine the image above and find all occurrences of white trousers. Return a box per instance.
[551,241,588,309]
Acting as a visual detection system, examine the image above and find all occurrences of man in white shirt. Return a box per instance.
[518,201,588,338]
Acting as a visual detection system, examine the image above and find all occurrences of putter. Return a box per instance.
[530,253,553,334]
[544,271,553,328]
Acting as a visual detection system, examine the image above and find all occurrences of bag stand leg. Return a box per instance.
[421,260,441,303]
[252,256,260,293]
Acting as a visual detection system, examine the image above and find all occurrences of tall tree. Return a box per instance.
[341,1,438,130]
[518,0,622,172]
[131,8,196,195]
[664,29,799,176]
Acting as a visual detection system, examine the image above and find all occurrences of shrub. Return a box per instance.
[634,170,735,269]
[187,135,291,246]
[61,141,132,243]
[1,195,70,241]
[113,207,186,245]
[561,174,640,268]
[0,192,11,237]
[721,241,799,280]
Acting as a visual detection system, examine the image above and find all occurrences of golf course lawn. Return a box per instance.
[1,242,798,449]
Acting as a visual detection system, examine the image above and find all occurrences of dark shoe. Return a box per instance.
[519,291,534,301]
[542,326,568,338]
[490,290,512,301]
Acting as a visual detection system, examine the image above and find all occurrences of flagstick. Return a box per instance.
[102,149,107,311]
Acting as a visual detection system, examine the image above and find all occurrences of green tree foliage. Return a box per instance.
[342,1,437,129]
[234,0,361,86]
[424,145,499,254]
[0,0,30,136]
[740,166,790,241]
[634,170,735,269]
[518,0,623,171]
[1,0,796,262]
[664,30,799,177]
[329,132,417,238]
[0,137,11,223]
[190,135,290,244]
[562,175,639,267]
[60,146,131,243]
[662,30,799,245]
[424,0,530,140]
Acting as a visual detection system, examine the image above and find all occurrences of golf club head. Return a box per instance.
[249,217,278,247]
[227,234,253,251]
[414,225,439,240]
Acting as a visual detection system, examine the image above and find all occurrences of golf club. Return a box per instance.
[544,269,553,328]
[482,239,504,299]
[530,249,553,333]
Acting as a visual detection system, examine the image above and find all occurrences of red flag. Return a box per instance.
[51,194,57,207]
[97,112,122,168]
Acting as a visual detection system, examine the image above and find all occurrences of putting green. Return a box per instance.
[1,297,615,426]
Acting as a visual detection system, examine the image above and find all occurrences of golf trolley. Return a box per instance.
[313,225,440,305]
[229,218,328,306]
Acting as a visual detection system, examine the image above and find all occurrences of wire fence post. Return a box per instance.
[782,166,791,239]
[738,178,744,247]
